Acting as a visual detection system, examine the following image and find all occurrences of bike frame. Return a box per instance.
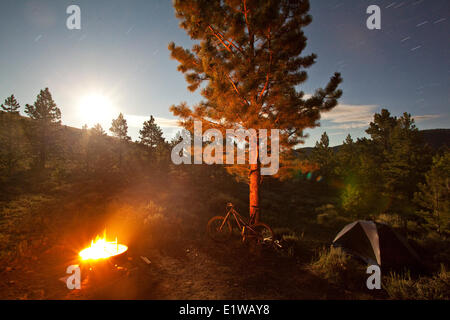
[220,206,258,235]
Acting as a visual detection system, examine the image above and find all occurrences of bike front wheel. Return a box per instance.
[207,216,232,242]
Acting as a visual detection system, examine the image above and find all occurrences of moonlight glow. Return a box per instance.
[78,94,117,127]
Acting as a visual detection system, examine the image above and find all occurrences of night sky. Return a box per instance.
[0,0,448,146]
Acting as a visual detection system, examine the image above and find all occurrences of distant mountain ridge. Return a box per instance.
[2,112,449,153]
[419,129,450,150]
[297,129,450,156]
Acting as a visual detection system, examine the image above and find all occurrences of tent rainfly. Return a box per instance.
[332,220,422,270]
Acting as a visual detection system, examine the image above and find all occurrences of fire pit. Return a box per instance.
[79,231,128,263]
[76,231,130,287]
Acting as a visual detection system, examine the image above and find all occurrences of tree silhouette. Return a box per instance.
[169,0,342,221]
[366,108,397,151]
[110,113,131,168]
[25,88,61,169]
[415,152,450,237]
[0,95,22,174]
[1,95,20,113]
[383,113,431,226]
[140,116,164,148]
[311,132,335,179]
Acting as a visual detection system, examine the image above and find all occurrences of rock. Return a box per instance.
[140,256,151,264]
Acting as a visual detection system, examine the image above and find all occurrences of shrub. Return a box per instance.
[315,204,349,227]
[384,265,450,300]
[414,233,450,266]
[206,192,244,217]
[309,246,365,285]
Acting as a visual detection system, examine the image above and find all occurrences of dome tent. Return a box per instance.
[332,220,422,270]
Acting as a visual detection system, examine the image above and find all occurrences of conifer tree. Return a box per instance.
[1,95,20,113]
[365,109,431,228]
[110,113,131,168]
[366,108,397,151]
[92,123,107,136]
[110,113,130,141]
[88,123,112,173]
[25,88,61,169]
[414,152,450,237]
[310,132,335,179]
[383,113,431,225]
[169,0,342,221]
[140,116,164,148]
[139,115,167,164]
[0,95,22,174]
[335,134,356,178]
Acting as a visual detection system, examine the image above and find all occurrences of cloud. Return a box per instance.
[327,122,371,129]
[320,104,379,129]
[329,131,347,136]
[125,115,180,129]
[412,114,443,122]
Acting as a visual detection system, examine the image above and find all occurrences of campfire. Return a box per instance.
[79,231,128,261]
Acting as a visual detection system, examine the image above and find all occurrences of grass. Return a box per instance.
[309,246,366,286]
[384,265,450,300]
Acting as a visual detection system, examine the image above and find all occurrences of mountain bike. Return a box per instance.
[207,203,274,245]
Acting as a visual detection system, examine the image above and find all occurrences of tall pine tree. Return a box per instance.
[110,113,131,168]
[25,88,61,169]
[414,152,450,237]
[169,0,342,221]
[0,95,22,174]
[1,95,20,114]
[383,112,431,227]
[310,132,335,180]
[139,116,164,148]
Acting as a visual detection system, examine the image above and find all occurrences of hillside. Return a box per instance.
[296,128,450,156]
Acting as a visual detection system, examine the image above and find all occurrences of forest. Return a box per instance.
[0,0,449,301]
[0,89,448,299]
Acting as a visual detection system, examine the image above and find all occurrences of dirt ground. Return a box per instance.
[0,179,383,300]
[0,231,379,300]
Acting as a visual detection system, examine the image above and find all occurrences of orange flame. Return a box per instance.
[79,231,128,261]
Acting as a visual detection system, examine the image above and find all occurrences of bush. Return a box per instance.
[384,265,450,300]
[315,204,349,227]
[309,246,366,285]
[272,227,308,257]
[414,232,450,266]
[206,192,244,217]
[377,213,403,228]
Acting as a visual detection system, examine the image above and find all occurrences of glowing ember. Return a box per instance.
[79,231,128,261]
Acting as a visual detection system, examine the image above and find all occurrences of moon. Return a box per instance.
[78,94,117,127]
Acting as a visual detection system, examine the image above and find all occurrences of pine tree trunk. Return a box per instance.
[119,142,123,169]
[7,114,12,175]
[249,161,261,224]
[39,123,47,170]
[39,141,46,170]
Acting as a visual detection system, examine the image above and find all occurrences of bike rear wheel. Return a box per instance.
[247,223,274,245]
[207,216,232,242]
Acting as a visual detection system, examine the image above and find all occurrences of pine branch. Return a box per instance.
[207,25,244,56]
[258,27,272,102]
